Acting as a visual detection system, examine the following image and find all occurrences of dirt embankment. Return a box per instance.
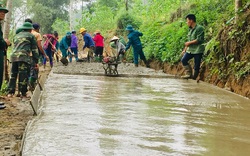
[148,60,250,99]
[148,11,250,99]
[0,67,51,156]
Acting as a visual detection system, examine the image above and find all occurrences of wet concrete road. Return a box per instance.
[22,74,250,156]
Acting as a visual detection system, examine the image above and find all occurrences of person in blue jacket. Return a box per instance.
[79,28,95,62]
[59,32,73,59]
[125,25,149,68]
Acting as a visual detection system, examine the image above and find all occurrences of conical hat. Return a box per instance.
[110,36,119,42]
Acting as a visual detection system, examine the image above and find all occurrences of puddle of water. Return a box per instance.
[22,74,250,156]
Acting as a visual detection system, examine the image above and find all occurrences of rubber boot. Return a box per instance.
[143,59,150,68]
[0,102,5,110]
[135,64,138,67]
[193,70,199,80]
[0,105,6,109]
[181,65,192,79]
[99,56,103,62]
[29,77,36,91]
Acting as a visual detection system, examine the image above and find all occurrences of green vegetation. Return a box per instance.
[10,0,249,80]
[27,0,69,33]
[0,81,8,95]
[55,0,248,80]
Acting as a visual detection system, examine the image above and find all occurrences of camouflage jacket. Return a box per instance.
[10,31,39,64]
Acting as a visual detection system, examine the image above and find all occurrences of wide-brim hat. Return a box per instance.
[19,22,34,30]
[110,36,119,42]
[0,3,8,13]
[95,30,101,34]
[15,27,23,34]
[126,25,134,31]
[79,27,87,33]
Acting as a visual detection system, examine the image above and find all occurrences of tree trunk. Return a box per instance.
[69,0,73,31]
[3,0,12,82]
[235,0,242,23]
[3,0,12,39]
[125,0,128,11]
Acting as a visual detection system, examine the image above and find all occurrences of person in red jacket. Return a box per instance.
[93,30,104,62]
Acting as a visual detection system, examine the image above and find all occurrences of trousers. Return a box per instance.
[8,61,30,95]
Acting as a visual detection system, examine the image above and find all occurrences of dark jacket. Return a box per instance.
[125,30,143,51]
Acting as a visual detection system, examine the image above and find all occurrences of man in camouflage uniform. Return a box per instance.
[0,2,10,109]
[7,22,39,98]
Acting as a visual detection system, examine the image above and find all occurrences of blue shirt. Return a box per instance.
[83,33,95,49]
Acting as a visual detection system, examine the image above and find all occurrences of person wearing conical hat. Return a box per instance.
[7,22,39,99]
[125,25,150,68]
[110,36,126,61]
[0,2,11,109]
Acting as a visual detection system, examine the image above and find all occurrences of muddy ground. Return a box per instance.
[0,60,169,156]
[1,54,248,155]
[0,66,51,156]
[53,61,171,78]
[148,60,250,99]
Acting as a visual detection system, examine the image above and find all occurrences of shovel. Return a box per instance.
[68,49,74,56]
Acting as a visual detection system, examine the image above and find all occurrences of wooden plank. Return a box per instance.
[29,84,41,116]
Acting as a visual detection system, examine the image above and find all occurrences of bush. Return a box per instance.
[117,13,141,32]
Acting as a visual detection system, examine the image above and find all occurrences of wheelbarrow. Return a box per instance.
[102,57,121,76]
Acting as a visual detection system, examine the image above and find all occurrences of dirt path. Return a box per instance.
[0,66,51,156]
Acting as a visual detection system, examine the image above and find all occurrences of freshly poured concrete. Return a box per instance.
[22,72,250,156]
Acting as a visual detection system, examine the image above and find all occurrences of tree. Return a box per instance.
[27,0,69,33]
[3,0,12,39]
[3,0,12,81]
[235,0,242,23]
[125,0,129,11]
[69,0,73,31]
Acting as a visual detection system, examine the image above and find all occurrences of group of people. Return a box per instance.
[59,28,105,64]
[0,0,204,110]
[78,25,150,68]
[79,28,104,62]
[59,31,79,63]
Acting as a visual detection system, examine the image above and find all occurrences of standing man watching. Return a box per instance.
[181,14,205,79]
[0,3,11,109]
[79,28,95,62]
[125,25,149,68]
